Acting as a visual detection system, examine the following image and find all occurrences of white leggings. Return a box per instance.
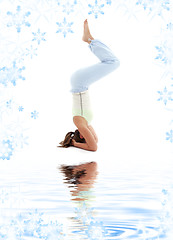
[70,39,120,93]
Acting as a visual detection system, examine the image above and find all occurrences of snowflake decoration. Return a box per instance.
[4,119,29,149]
[88,0,105,19]
[136,0,170,16]
[12,133,29,149]
[155,44,173,65]
[25,45,38,59]
[62,0,77,15]
[55,0,61,5]
[1,213,28,240]
[10,215,26,240]
[7,5,31,33]
[85,221,108,240]
[32,29,46,45]
[0,67,8,86]
[75,202,94,224]
[105,0,112,5]
[162,189,168,195]
[166,129,173,143]
[24,209,44,237]
[56,17,74,38]
[161,189,169,206]
[0,62,25,87]
[31,110,39,119]
[0,224,11,239]
[0,188,9,204]
[136,0,154,11]
[0,98,15,120]
[167,22,173,31]
[18,106,24,112]
[6,99,12,109]
[26,209,43,224]
[37,221,65,240]
[0,139,14,160]
[0,209,66,239]
[159,188,173,237]
[157,87,173,105]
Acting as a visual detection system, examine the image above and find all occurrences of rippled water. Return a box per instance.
[0,158,173,240]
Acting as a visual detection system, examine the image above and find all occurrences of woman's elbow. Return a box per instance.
[90,144,97,152]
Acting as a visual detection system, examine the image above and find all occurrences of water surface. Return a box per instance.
[0,158,172,240]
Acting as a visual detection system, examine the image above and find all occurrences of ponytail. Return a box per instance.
[59,129,86,148]
[59,131,74,148]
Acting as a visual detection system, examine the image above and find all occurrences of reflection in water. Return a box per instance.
[59,161,108,239]
[59,161,98,202]
[0,164,171,239]
[59,163,170,239]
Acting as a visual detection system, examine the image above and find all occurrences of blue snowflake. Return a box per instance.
[157,87,173,105]
[75,202,94,224]
[37,221,65,239]
[161,188,169,206]
[162,189,168,195]
[167,22,173,30]
[88,0,105,19]
[0,209,66,239]
[136,0,170,14]
[166,130,173,143]
[24,209,44,237]
[0,188,9,204]
[0,67,8,86]
[160,0,170,11]
[7,5,31,33]
[0,224,9,239]
[18,106,24,112]
[56,17,74,38]
[12,133,29,148]
[32,29,46,45]
[23,209,66,239]
[62,0,77,15]
[25,45,38,59]
[155,44,173,65]
[6,99,12,109]
[31,110,39,119]
[85,221,108,239]
[105,0,112,5]
[55,0,61,5]
[0,139,14,160]
[10,215,26,240]
[0,62,25,87]
[136,0,154,11]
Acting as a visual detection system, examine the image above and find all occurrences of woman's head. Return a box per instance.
[59,129,86,148]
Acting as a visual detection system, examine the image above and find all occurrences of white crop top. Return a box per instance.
[72,90,93,124]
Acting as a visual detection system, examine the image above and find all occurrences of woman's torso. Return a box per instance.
[72,90,93,125]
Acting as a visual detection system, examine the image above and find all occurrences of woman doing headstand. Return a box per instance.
[59,19,120,151]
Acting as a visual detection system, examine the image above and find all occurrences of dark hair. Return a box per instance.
[59,129,86,148]
[59,165,86,184]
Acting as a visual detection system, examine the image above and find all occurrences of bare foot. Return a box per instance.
[82,19,94,44]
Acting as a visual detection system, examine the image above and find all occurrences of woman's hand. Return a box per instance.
[72,139,76,146]
[72,137,97,151]
[72,126,97,151]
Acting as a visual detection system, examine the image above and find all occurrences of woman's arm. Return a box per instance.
[72,140,95,151]
[73,126,97,151]
[88,125,98,143]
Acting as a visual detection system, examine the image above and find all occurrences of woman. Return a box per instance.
[59,19,120,151]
